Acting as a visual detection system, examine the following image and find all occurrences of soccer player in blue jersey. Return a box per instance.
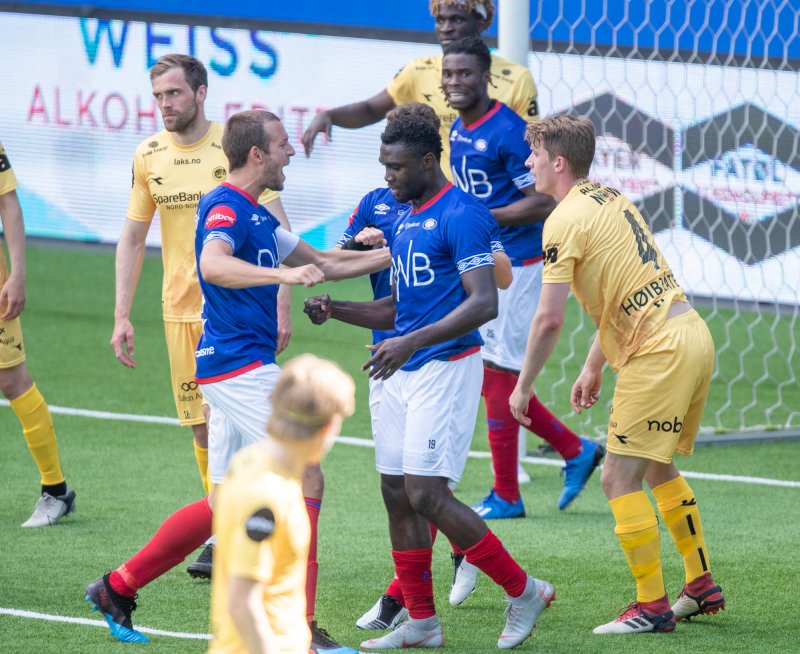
[85,110,387,652]
[443,37,605,524]
[317,103,510,631]
[304,112,554,650]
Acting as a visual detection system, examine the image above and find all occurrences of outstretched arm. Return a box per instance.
[491,185,555,226]
[304,294,396,331]
[302,90,396,155]
[365,265,498,380]
[284,239,390,281]
[200,239,324,289]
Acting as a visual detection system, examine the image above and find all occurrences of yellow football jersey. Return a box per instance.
[127,123,279,321]
[0,141,17,196]
[0,141,19,279]
[542,180,688,371]
[387,52,538,178]
[209,442,310,654]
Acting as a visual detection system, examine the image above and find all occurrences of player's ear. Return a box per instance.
[195,84,208,104]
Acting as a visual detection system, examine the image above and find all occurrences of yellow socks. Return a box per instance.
[609,490,665,602]
[652,475,711,584]
[194,442,210,495]
[10,384,65,486]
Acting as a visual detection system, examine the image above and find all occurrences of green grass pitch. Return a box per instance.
[0,242,798,653]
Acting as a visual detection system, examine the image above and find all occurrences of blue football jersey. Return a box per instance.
[194,183,298,382]
[337,187,410,345]
[391,183,496,371]
[450,101,543,264]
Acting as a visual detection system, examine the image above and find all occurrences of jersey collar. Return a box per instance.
[412,183,453,214]
[221,182,259,207]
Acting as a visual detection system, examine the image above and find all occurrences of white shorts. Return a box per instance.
[374,353,483,482]
[368,376,385,439]
[479,262,543,371]
[200,363,281,484]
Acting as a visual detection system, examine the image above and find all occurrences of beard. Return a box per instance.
[164,100,199,134]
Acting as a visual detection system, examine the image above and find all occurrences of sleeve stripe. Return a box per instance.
[457,252,494,273]
[204,232,235,250]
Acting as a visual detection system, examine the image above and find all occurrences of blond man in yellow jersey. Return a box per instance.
[111,54,291,502]
[0,141,76,527]
[210,354,355,654]
[509,115,725,635]
[301,0,538,179]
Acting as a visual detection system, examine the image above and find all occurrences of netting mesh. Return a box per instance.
[526,0,799,434]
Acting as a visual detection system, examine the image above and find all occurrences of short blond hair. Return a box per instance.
[430,0,495,25]
[525,115,596,178]
[267,355,355,441]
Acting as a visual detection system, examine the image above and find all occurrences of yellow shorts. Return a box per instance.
[607,310,714,463]
[164,320,205,426]
[0,316,25,369]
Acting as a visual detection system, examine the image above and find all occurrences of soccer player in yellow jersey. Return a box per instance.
[210,354,355,654]
[509,115,725,634]
[0,141,76,527]
[301,0,538,179]
[112,54,291,577]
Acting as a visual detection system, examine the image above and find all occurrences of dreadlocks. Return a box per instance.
[429,0,496,25]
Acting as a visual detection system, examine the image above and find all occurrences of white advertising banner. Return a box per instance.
[0,12,798,305]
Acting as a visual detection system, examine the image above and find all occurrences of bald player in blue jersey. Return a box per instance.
[86,110,387,653]
[304,113,553,650]
[443,37,605,526]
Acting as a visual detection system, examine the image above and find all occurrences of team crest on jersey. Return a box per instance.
[205,205,237,229]
[475,139,488,152]
[212,166,226,181]
[245,508,276,542]
[423,218,437,230]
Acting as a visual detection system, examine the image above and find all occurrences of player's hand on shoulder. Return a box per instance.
[0,273,25,320]
[286,264,325,287]
[301,111,332,157]
[303,294,332,325]
[363,336,415,380]
[570,368,601,414]
[110,318,136,368]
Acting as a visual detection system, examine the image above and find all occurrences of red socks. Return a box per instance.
[109,498,213,596]
[463,530,528,598]
[386,522,440,605]
[305,497,321,623]
[482,367,521,502]
[392,549,435,619]
[524,393,582,460]
[483,366,583,501]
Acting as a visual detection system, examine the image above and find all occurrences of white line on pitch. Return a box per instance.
[2,402,799,489]
[0,607,210,640]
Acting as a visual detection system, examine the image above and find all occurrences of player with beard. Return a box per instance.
[87,111,388,651]
[111,54,292,532]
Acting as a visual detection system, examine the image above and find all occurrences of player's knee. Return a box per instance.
[405,481,447,520]
[192,423,208,448]
[381,475,411,515]
[0,364,33,400]
[302,464,324,498]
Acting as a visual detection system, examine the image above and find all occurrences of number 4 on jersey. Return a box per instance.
[624,209,660,270]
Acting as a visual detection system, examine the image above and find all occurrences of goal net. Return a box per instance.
[526,0,799,435]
